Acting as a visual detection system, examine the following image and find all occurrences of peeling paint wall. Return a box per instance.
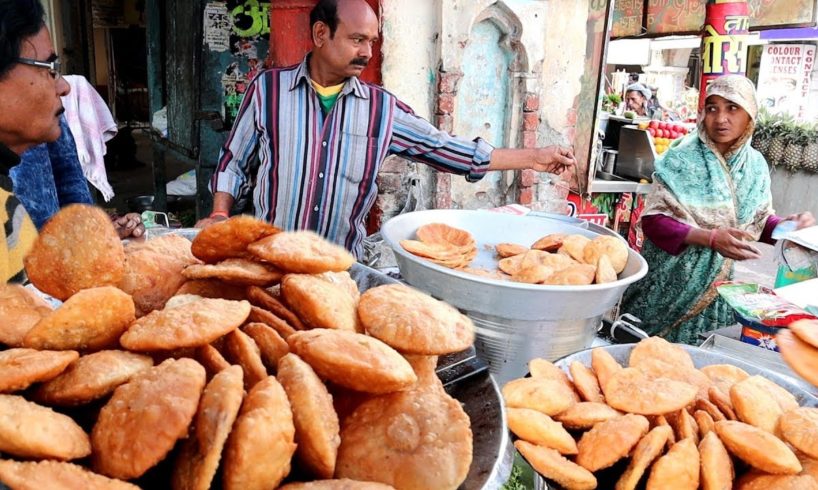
[377,0,594,218]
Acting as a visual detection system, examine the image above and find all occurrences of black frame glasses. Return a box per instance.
[16,57,61,80]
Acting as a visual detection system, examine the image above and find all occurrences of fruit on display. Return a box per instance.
[642,120,690,155]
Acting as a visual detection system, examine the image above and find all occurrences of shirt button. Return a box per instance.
[313,206,319,212]
[322,141,327,147]
[319,172,324,178]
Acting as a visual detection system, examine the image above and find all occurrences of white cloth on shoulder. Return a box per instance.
[61,75,118,201]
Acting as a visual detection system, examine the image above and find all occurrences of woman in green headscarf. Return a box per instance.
[620,75,814,344]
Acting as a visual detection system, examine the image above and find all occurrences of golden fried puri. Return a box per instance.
[191,215,280,264]
[23,286,135,351]
[246,285,306,330]
[222,376,296,490]
[287,329,417,394]
[790,319,818,349]
[514,441,596,490]
[176,279,248,301]
[0,348,78,393]
[196,344,231,377]
[172,365,244,490]
[335,384,472,490]
[734,472,818,490]
[119,234,200,316]
[222,329,268,389]
[604,367,698,415]
[277,353,340,479]
[699,431,735,490]
[507,407,578,455]
[503,377,577,416]
[569,361,604,403]
[0,459,139,490]
[780,408,818,460]
[282,273,358,331]
[695,410,716,438]
[120,298,251,351]
[701,363,750,397]
[24,204,125,300]
[182,258,283,287]
[595,254,618,284]
[778,329,818,388]
[91,358,206,479]
[542,264,596,286]
[591,347,623,393]
[248,305,297,339]
[559,235,592,262]
[646,437,700,490]
[32,350,153,406]
[554,402,622,430]
[358,284,474,355]
[731,376,784,433]
[583,235,629,273]
[242,322,289,371]
[715,420,802,474]
[279,481,395,490]
[0,284,52,347]
[495,243,528,258]
[576,413,649,472]
[248,231,355,274]
[530,233,567,253]
[629,336,695,370]
[615,425,673,490]
[0,395,90,460]
[528,357,580,403]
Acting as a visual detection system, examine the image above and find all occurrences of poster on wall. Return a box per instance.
[646,0,816,36]
[612,0,644,38]
[756,44,816,121]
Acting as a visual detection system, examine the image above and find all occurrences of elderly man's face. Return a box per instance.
[0,26,70,154]
[313,0,379,82]
[625,91,646,114]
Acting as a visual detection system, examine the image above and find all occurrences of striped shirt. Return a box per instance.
[211,57,493,257]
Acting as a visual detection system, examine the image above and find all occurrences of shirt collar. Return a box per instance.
[290,54,368,100]
[0,141,20,177]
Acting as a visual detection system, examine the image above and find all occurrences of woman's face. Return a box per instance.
[703,95,751,149]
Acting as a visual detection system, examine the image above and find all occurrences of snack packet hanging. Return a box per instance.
[716,282,818,327]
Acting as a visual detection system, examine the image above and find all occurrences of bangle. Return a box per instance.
[708,229,718,249]
[209,211,229,219]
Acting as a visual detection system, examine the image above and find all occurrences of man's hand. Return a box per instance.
[195,215,229,229]
[531,146,577,179]
[113,213,145,240]
[785,211,816,230]
[712,227,761,261]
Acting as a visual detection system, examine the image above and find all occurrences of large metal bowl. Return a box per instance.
[381,209,649,384]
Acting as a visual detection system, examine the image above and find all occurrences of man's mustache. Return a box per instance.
[351,58,369,67]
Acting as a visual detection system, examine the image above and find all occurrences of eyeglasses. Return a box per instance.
[16,57,61,81]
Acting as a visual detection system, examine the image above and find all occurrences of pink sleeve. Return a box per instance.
[760,215,783,245]
[641,214,692,256]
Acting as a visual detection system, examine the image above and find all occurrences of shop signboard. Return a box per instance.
[612,0,644,38]
[645,0,816,36]
[699,0,750,110]
[757,44,816,120]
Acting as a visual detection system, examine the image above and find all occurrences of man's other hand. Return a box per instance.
[195,215,229,229]
[532,146,576,179]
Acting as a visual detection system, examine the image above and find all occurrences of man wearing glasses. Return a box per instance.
[0,0,70,282]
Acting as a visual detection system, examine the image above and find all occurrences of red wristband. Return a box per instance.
[708,229,718,249]
[209,211,229,219]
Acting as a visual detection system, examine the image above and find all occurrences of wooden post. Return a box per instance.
[699,0,751,110]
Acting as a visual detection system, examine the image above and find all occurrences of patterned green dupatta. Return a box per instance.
[620,118,774,344]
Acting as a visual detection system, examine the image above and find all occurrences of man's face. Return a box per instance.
[313,0,379,81]
[0,26,70,154]
[625,91,645,114]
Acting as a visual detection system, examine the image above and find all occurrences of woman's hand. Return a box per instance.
[711,227,761,260]
[785,211,816,230]
[113,213,145,240]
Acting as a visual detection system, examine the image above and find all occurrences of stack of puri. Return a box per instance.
[400,223,477,270]
[777,319,818,389]
[501,336,818,490]
[495,233,628,286]
[0,205,477,490]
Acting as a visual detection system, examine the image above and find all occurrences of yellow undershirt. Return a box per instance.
[311,80,344,114]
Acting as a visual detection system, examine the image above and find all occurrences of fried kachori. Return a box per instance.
[191,215,280,264]
[248,231,354,274]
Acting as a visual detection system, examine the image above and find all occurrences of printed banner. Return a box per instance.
[699,1,750,110]
[757,44,817,121]
[646,0,815,36]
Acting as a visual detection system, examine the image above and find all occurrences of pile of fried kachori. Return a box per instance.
[0,206,477,490]
[401,222,629,286]
[503,336,818,489]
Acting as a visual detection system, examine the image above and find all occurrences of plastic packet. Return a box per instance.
[716,281,817,327]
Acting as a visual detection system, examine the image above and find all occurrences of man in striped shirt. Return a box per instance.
[204,0,576,257]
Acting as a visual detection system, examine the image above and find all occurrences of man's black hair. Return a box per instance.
[310,0,340,38]
[0,0,45,79]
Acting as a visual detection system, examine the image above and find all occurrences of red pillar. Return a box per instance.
[699,0,751,111]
